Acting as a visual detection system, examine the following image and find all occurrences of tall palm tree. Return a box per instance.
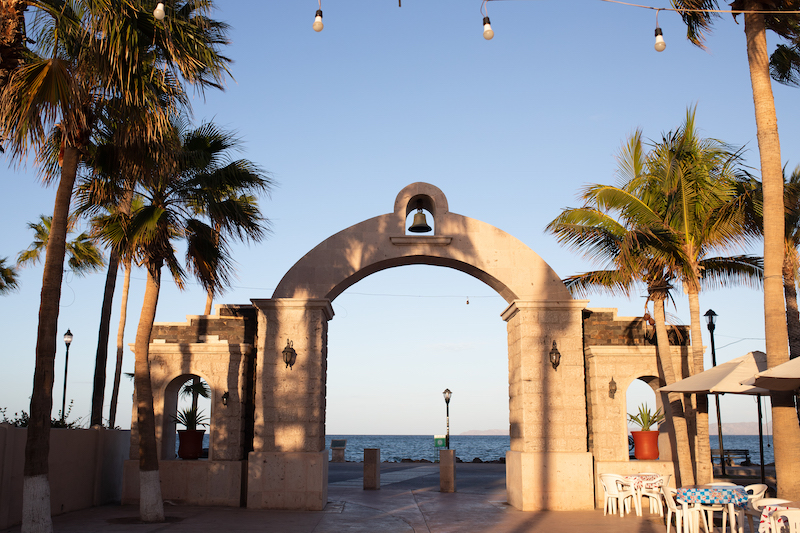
[95,119,271,522]
[0,256,20,294]
[17,214,105,276]
[625,109,763,484]
[780,167,800,360]
[0,1,232,529]
[547,120,762,484]
[672,0,800,497]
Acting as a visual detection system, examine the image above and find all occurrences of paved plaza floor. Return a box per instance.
[1,463,671,533]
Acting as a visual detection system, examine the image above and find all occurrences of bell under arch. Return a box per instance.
[249,182,593,512]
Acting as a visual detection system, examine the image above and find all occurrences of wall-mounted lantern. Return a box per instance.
[283,339,297,370]
[549,341,561,371]
[222,391,229,406]
[609,377,617,399]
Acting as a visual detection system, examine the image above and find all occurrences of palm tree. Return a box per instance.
[17,214,105,276]
[95,118,271,522]
[547,119,762,485]
[0,1,232,528]
[780,167,800,360]
[625,109,763,484]
[0,257,20,294]
[672,0,800,497]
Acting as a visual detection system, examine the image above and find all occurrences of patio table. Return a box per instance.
[677,485,748,533]
[624,474,666,515]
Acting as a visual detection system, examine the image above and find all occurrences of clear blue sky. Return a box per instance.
[0,0,793,435]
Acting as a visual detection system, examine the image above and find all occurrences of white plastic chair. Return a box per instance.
[663,486,685,533]
[744,484,769,533]
[773,508,800,533]
[641,474,671,516]
[752,499,793,533]
[600,473,637,517]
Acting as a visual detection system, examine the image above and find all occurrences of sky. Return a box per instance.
[0,0,795,436]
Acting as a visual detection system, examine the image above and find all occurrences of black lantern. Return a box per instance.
[609,377,617,399]
[282,339,297,369]
[704,309,717,331]
[549,341,561,370]
[222,391,229,406]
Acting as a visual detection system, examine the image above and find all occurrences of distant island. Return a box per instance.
[459,429,510,436]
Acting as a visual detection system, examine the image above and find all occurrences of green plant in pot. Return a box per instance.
[628,403,665,460]
[173,407,209,460]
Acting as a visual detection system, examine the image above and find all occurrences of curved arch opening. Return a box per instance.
[162,373,212,460]
[326,264,510,462]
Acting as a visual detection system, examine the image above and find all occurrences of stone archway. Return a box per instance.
[247,183,594,511]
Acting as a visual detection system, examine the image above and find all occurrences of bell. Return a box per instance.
[408,210,432,233]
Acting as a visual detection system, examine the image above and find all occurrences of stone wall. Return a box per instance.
[0,426,130,530]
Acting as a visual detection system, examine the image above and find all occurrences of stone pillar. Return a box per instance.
[363,448,380,490]
[502,300,594,511]
[439,449,456,493]
[247,299,333,510]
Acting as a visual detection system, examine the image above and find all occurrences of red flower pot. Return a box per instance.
[631,430,659,460]
[177,429,205,460]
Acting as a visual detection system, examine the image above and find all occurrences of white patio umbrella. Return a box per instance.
[658,351,770,483]
[743,356,800,392]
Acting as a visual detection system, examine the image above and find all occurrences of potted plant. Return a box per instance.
[173,406,209,460]
[628,403,665,460]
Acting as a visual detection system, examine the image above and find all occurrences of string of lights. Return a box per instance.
[293,0,800,51]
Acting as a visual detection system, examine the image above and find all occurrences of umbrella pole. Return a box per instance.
[758,394,765,485]
[715,392,726,477]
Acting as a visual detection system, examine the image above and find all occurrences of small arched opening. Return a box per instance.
[162,373,212,460]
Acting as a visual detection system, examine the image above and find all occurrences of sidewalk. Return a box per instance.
[2,463,667,533]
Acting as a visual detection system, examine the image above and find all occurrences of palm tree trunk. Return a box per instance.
[108,256,132,429]
[653,294,695,486]
[22,146,79,533]
[90,249,120,427]
[744,3,800,498]
[687,287,712,484]
[134,264,164,522]
[204,290,213,315]
[784,256,800,360]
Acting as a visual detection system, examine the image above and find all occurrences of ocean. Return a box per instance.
[193,433,773,464]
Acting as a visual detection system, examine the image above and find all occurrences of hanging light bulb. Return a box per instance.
[483,17,494,40]
[313,9,324,32]
[153,2,165,21]
[653,9,665,52]
[480,1,493,41]
[654,27,666,52]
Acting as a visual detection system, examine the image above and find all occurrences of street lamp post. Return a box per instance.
[705,309,726,476]
[61,329,73,423]
[443,388,452,450]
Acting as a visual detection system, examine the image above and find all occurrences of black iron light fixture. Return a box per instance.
[609,377,617,399]
[222,391,229,406]
[549,341,561,371]
[283,339,297,370]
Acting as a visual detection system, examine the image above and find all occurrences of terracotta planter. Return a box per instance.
[631,430,659,460]
[177,429,205,460]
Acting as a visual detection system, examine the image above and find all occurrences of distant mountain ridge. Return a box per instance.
[459,429,510,436]
[709,421,772,435]
[460,423,770,436]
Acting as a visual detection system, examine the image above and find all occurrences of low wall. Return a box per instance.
[122,459,245,506]
[0,425,130,530]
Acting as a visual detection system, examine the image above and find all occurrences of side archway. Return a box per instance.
[248,183,593,512]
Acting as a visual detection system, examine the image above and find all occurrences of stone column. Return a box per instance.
[247,298,332,510]
[502,300,594,511]
[439,449,456,493]
[363,448,380,490]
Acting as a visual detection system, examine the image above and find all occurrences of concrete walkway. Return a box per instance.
[2,463,668,533]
